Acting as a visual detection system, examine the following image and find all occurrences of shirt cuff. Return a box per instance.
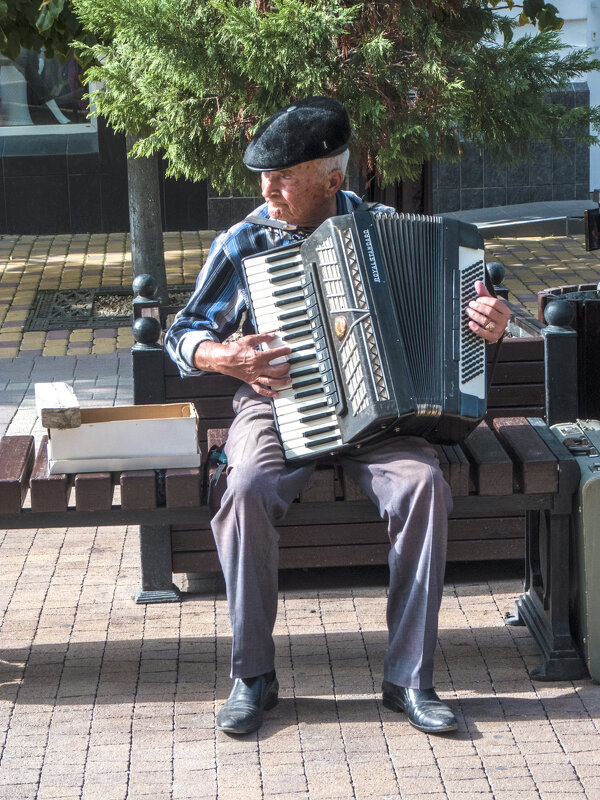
[178,330,220,376]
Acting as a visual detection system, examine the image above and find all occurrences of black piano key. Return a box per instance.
[299,410,335,424]
[302,425,338,439]
[267,262,300,274]
[277,309,305,321]
[291,376,321,390]
[294,387,322,399]
[289,366,319,378]
[288,353,314,366]
[270,270,303,284]
[292,342,314,351]
[298,400,328,413]
[283,329,311,341]
[280,319,308,332]
[273,285,301,297]
[263,248,301,263]
[274,294,304,307]
[305,434,340,449]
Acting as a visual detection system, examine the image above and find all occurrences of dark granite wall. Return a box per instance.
[432,82,591,213]
[0,118,208,235]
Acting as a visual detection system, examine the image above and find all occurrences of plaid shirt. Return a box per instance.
[165,190,382,376]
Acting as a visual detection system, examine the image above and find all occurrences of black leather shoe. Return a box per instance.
[217,671,278,735]
[382,681,457,734]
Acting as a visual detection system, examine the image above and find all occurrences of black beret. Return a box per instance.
[243,96,351,172]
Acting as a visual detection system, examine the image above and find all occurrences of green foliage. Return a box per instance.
[0,0,94,61]
[64,1,600,192]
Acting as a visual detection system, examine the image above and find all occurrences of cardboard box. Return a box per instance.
[45,402,201,474]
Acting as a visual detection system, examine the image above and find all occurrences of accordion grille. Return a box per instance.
[316,237,345,310]
[340,331,369,413]
[344,229,388,402]
[317,234,389,405]
[459,259,486,384]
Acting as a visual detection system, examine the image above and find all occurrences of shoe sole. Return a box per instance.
[216,689,279,735]
[382,693,458,734]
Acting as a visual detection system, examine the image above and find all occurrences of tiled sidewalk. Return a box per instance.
[485,234,600,318]
[0,541,598,800]
[0,232,214,359]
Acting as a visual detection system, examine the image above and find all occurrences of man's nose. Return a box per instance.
[262,173,279,194]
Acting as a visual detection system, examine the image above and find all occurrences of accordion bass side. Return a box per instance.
[242,210,488,462]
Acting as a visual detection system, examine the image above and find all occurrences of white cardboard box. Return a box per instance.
[45,402,201,474]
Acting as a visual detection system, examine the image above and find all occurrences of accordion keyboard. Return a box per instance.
[243,245,343,460]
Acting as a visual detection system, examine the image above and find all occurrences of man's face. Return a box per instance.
[261,160,338,227]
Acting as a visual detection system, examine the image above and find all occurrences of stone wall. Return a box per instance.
[432,82,591,213]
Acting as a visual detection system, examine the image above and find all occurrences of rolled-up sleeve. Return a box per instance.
[164,233,248,377]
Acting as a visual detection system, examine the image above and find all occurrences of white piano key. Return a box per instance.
[244,247,343,460]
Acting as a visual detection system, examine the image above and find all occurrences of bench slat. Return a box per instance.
[493,337,543,362]
[74,472,113,512]
[30,435,70,513]
[441,444,470,496]
[0,435,35,513]
[171,515,524,553]
[298,466,336,503]
[490,361,544,384]
[165,467,202,508]
[493,417,558,494]
[462,421,513,495]
[120,470,157,510]
[488,383,545,407]
[172,535,525,573]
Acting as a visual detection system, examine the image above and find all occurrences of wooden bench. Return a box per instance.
[180,415,562,569]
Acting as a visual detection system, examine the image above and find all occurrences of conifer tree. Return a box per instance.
[68,0,600,195]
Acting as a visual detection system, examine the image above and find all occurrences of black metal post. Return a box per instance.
[542,300,578,426]
[135,524,181,604]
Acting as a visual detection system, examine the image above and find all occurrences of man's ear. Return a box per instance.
[326,169,344,196]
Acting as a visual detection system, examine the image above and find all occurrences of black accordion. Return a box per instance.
[242,210,488,462]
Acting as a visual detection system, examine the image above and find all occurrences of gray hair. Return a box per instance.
[318,149,350,177]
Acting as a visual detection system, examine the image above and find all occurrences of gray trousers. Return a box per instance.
[212,385,453,690]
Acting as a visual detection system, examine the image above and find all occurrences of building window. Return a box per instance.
[0,48,96,136]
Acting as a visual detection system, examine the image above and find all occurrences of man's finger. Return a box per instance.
[470,296,503,310]
[256,345,293,364]
[474,279,491,297]
[242,331,279,347]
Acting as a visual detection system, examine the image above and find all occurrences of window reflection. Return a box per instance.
[0,48,88,128]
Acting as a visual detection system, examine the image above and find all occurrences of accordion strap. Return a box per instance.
[243,214,299,231]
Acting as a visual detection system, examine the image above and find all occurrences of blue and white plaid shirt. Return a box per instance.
[165,189,384,376]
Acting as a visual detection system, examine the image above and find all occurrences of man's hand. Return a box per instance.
[194,333,292,398]
[466,280,511,343]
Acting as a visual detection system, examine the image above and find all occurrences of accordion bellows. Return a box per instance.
[243,210,488,462]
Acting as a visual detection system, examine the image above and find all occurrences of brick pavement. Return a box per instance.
[0,232,213,359]
[1,224,600,799]
[1,543,599,800]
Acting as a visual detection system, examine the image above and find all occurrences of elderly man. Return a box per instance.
[165,97,510,737]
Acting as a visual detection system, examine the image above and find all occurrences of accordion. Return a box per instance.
[242,210,488,462]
